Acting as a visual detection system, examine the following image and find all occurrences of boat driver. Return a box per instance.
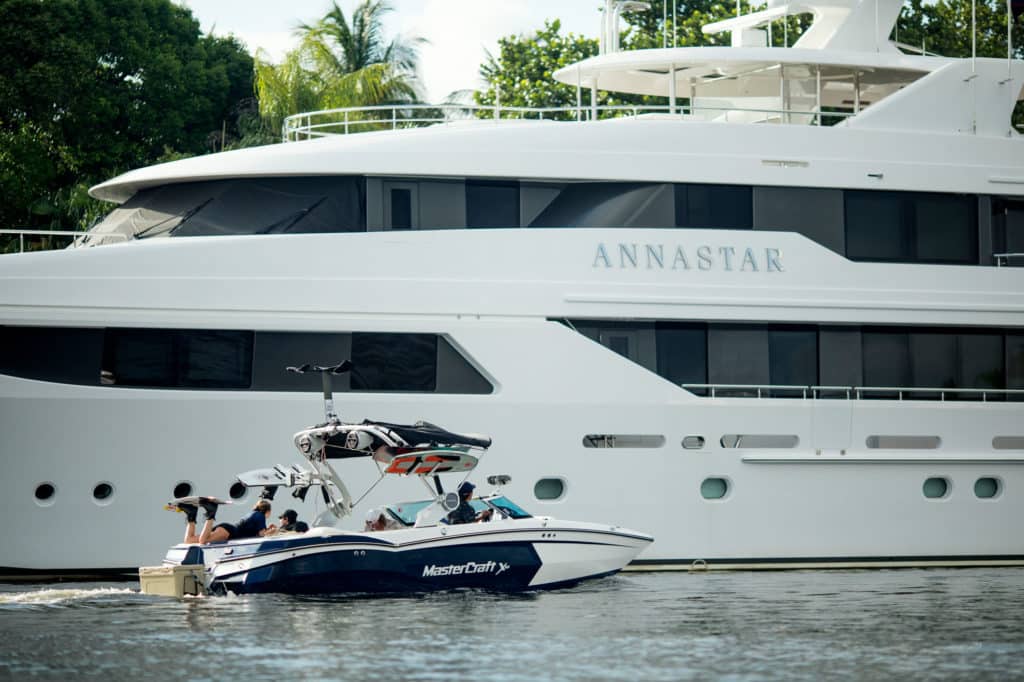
[445,482,494,525]
[176,498,278,544]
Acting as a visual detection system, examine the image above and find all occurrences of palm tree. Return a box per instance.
[255,0,425,137]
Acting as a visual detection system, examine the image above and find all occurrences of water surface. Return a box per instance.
[2,569,1022,680]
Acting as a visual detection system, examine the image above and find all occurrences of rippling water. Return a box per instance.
[2,569,1023,680]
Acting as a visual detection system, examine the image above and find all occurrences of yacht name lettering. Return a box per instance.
[592,243,783,272]
[422,560,510,577]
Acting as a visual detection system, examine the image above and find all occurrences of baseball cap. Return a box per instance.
[458,481,475,496]
[279,509,297,524]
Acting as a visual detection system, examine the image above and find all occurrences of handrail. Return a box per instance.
[681,383,1024,401]
[0,229,127,253]
[994,252,1024,267]
[282,102,855,141]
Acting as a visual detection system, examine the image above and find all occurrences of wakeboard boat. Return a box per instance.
[140,363,653,596]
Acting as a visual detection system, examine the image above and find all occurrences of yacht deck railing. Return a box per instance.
[0,229,126,253]
[681,383,1024,401]
[994,252,1024,267]
[283,102,855,141]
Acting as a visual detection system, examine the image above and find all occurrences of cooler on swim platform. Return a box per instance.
[139,564,206,597]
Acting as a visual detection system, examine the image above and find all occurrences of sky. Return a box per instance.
[179,1,603,102]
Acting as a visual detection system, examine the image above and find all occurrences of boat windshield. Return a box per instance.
[487,496,531,519]
[387,500,433,525]
[385,495,532,524]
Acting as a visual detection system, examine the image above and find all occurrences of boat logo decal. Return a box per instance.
[422,560,510,578]
[593,242,784,273]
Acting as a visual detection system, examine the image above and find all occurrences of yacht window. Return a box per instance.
[993,436,1024,449]
[959,334,1004,392]
[862,331,912,389]
[974,477,1000,499]
[101,328,253,389]
[466,181,519,228]
[753,187,845,254]
[656,323,707,388]
[700,478,729,500]
[708,325,770,392]
[867,435,941,449]
[915,194,977,263]
[250,332,490,394]
[922,477,949,499]
[389,189,413,230]
[769,328,818,386]
[992,198,1024,265]
[845,190,977,264]
[1007,334,1024,390]
[530,183,673,228]
[845,191,907,261]
[90,177,367,240]
[534,478,565,501]
[0,325,103,385]
[675,184,752,230]
[819,327,863,388]
[350,332,437,391]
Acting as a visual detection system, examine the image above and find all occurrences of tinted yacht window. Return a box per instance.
[675,184,753,229]
[846,190,976,264]
[655,323,707,386]
[102,329,253,388]
[530,183,673,228]
[466,181,520,228]
[0,326,103,385]
[350,333,437,391]
[90,177,366,240]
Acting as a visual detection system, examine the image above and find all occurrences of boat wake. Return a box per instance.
[0,586,135,606]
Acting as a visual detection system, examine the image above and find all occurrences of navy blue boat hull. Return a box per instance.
[210,541,562,594]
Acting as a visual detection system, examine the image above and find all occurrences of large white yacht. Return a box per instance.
[2,0,1022,576]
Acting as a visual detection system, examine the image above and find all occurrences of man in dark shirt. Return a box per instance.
[278,509,309,533]
[446,482,493,525]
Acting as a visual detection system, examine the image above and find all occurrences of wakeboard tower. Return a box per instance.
[140,362,653,597]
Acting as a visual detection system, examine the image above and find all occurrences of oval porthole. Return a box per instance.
[682,436,706,450]
[34,482,57,507]
[229,482,247,500]
[923,477,949,499]
[92,482,114,505]
[974,477,1000,499]
[534,478,565,501]
[700,478,728,500]
[173,481,193,499]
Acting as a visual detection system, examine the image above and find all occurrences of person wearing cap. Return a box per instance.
[445,481,493,525]
[277,509,309,533]
[364,507,399,531]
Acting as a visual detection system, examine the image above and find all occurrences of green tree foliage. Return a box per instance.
[0,0,255,243]
[255,0,424,136]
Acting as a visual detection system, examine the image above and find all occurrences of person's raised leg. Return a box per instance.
[197,499,224,544]
[175,503,199,543]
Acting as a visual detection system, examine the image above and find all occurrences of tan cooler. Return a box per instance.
[139,564,206,597]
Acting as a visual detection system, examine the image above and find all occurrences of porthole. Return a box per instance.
[682,436,706,449]
[34,482,56,507]
[923,477,949,499]
[229,482,248,500]
[974,477,1000,499]
[534,478,565,501]
[92,482,114,505]
[173,481,193,499]
[700,477,729,500]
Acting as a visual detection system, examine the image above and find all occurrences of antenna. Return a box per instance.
[286,361,353,424]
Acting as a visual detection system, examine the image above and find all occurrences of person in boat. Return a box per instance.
[446,481,493,525]
[364,507,400,531]
[277,509,309,533]
[176,499,277,544]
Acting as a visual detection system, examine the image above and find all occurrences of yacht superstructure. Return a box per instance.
[1,0,1022,575]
